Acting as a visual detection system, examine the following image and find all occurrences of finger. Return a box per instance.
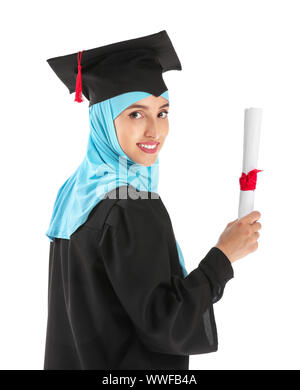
[253,231,260,239]
[251,221,262,231]
[241,210,261,224]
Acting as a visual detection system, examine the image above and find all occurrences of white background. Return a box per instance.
[1,0,299,370]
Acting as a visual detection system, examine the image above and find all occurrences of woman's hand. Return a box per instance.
[215,211,262,263]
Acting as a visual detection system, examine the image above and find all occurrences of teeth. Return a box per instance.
[139,143,157,149]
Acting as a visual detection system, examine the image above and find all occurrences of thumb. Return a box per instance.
[241,210,261,224]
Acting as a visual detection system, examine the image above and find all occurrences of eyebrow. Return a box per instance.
[125,102,169,110]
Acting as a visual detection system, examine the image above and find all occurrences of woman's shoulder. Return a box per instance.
[105,185,166,230]
[84,185,166,232]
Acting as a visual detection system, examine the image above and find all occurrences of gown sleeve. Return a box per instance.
[98,200,234,356]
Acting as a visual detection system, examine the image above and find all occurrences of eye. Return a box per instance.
[129,111,142,119]
[128,110,169,119]
[159,110,169,118]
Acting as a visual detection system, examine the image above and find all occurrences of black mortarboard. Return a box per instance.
[46,30,182,107]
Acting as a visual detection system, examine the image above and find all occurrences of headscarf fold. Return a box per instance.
[46,90,188,277]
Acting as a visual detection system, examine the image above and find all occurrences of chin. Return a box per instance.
[144,158,158,167]
[129,149,159,166]
[136,157,157,167]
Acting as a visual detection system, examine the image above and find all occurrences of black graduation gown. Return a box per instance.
[43,185,234,370]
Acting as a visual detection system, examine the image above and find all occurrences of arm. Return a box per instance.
[199,246,234,304]
[98,201,234,356]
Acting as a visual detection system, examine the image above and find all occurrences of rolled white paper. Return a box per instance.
[238,107,262,220]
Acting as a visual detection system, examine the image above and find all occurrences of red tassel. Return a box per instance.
[74,50,84,102]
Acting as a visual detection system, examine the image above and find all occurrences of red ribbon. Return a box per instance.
[74,50,84,103]
[239,168,263,191]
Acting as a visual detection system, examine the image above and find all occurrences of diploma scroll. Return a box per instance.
[238,108,263,220]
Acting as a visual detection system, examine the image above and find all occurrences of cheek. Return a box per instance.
[114,120,128,148]
[117,122,142,149]
[126,122,145,140]
[161,122,169,137]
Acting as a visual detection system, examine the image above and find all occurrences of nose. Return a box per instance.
[144,117,159,139]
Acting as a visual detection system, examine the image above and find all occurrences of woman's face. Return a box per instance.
[113,95,169,166]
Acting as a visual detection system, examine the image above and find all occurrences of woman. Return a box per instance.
[43,31,262,370]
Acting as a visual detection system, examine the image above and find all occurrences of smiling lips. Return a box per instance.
[136,142,159,154]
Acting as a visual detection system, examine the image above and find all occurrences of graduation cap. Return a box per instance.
[46,30,182,107]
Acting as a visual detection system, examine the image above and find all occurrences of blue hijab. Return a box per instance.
[46,90,188,277]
